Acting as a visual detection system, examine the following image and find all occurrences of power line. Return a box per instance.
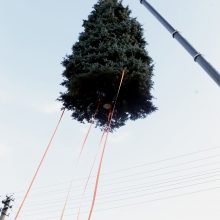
[22,169,220,207]
[103,145,220,175]
[14,173,220,214]
[12,145,220,196]
[11,169,220,218]
[12,150,220,196]
[13,160,220,204]
[11,145,220,219]
[17,186,220,219]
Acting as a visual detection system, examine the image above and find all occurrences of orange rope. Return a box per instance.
[14,109,65,220]
[87,124,110,220]
[77,129,107,220]
[109,69,125,124]
[87,69,125,220]
[78,101,101,162]
[60,102,100,220]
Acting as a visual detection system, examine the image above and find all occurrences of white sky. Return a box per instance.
[0,0,220,219]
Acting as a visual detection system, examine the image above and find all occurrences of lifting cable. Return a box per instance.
[14,109,65,220]
[87,69,125,220]
[78,102,101,158]
[76,127,108,220]
[59,102,100,220]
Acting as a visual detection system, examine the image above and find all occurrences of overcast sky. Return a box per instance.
[0,0,220,220]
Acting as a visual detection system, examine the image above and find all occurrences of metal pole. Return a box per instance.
[0,196,13,220]
[140,0,220,87]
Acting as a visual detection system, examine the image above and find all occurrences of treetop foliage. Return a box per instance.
[59,0,156,131]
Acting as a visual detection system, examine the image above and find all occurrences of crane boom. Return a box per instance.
[140,0,220,87]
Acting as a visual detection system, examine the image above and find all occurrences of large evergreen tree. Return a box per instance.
[59,0,156,130]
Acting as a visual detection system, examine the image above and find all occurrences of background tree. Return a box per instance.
[59,0,156,130]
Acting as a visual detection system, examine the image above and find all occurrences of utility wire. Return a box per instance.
[103,145,220,175]
[12,143,220,218]
[20,168,220,210]
[16,175,220,216]
[13,160,220,204]
[12,145,220,196]
[18,185,220,219]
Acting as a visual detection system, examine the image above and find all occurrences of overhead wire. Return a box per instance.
[17,171,220,215]
[12,144,220,197]
[12,141,220,219]
[13,160,220,217]
[12,153,220,207]
[100,158,220,183]
[18,184,220,219]
[103,145,220,174]
[91,178,220,205]
[13,158,220,207]
[12,167,220,219]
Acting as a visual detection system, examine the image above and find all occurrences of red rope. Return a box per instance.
[59,102,100,220]
[87,69,125,220]
[78,101,101,162]
[77,129,107,220]
[14,109,65,220]
[87,116,110,220]
[59,123,94,220]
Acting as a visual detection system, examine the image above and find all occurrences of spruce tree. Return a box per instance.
[59,0,156,130]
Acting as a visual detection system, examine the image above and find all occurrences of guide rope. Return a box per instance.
[59,102,100,220]
[14,109,65,220]
[76,127,108,220]
[87,69,125,220]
